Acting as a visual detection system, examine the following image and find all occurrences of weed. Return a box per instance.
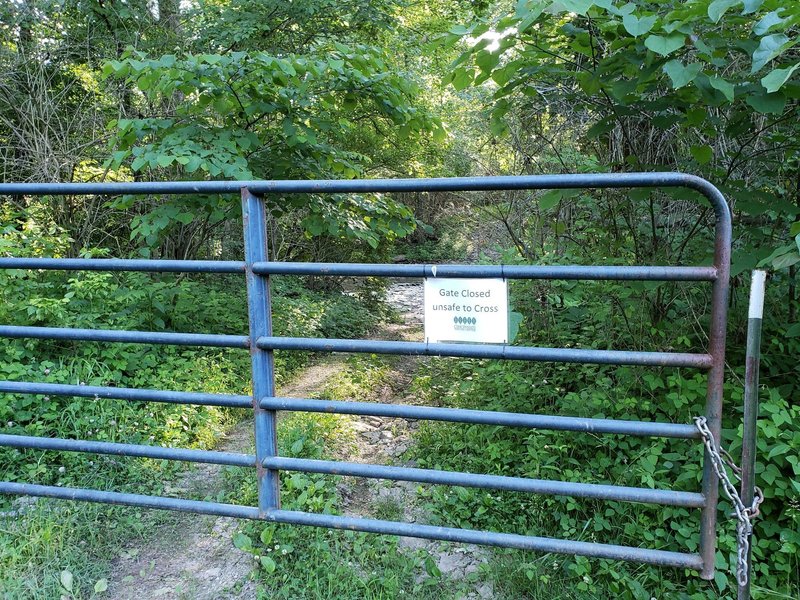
[322,354,392,402]
[373,492,404,521]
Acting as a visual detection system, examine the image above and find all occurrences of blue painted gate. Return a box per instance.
[0,174,733,580]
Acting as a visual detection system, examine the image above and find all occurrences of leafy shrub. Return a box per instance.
[408,269,800,599]
[0,218,385,597]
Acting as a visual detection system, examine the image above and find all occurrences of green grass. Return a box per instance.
[321,354,393,402]
[0,273,386,598]
[224,353,489,599]
[0,487,190,598]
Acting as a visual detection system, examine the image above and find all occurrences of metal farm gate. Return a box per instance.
[0,174,756,586]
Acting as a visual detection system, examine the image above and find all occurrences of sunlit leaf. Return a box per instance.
[644,34,684,57]
[708,0,740,24]
[708,77,735,102]
[761,63,800,93]
[622,14,657,37]
[663,60,702,89]
[751,34,793,74]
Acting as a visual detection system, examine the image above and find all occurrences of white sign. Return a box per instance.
[424,278,508,344]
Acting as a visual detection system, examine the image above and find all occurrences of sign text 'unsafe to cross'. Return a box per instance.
[423,278,508,344]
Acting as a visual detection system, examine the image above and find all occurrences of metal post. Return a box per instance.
[698,185,733,580]
[242,187,280,513]
[738,270,766,600]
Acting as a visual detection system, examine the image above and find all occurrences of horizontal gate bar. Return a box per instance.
[0,258,717,280]
[263,457,706,508]
[0,172,728,216]
[0,481,261,518]
[0,325,249,348]
[267,509,704,570]
[0,434,255,467]
[253,262,717,281]
[0,380,252,408]
[260,397,701,439]
[0,258,245,273]
[256,337,713,368]
[0,481,704,570]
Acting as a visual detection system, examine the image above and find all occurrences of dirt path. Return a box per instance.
[104,420,256,599]
[105,356,353,597]
[106,281,493,599]
[336,282,494,599]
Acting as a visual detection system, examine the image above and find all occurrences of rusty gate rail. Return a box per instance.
[0,173,731,579]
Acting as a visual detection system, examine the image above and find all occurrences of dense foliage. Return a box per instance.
[1,1,798,599]
[411,275,800,598]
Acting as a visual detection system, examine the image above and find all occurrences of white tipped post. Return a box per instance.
[739,270,767,600]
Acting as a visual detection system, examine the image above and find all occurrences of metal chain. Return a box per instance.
[694,416,764,587]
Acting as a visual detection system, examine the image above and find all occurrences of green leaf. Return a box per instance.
[690,145,713,165]
[260,527,274,546]
[751,34,793,74]
[111,150,129,166]
[424,556,442,578]
[508,311,523,343]
[708,0,740,24]
[761,63,800,93]
[559,0,594,16]
[586,118,614,138]
[451,68,474,91]
[742,0,764,14]
[757,244,800,270]
[278,61,297,76]
[577,71,601,94]
[730,249,760,277]
[131,156,147,171]
[489,115,508,136]
[60,570,73,592]
[622,14,657,37]
[185,156,202,173]
[476,51,500,74]
[686,107,707,126]
[774,252,800,270]
[517,3,546,32]
[663,60,702,89]
[708,76,735,102]
[233,533,253,551]
[746,91,787,114]
[644,34,684,57]
[714,570,728,593]
[94,578,109,593]
[753,11,785,36]
[539,190,562,211]
[448,24,470,35]
[156,155,173,168]
[260,556,276,573]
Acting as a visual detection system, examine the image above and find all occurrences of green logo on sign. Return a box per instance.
[453,316,477,325]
